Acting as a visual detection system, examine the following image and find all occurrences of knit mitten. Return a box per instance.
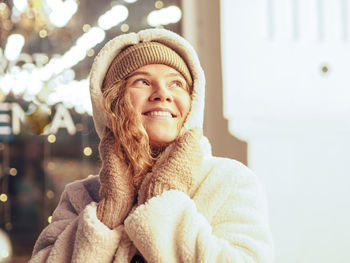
[96,128,136,229]
[138,128,203,204]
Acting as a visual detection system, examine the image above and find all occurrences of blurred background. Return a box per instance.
[0,0,349,262]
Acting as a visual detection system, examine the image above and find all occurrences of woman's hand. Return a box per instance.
[97,128,136,229]
[138,127,203,204]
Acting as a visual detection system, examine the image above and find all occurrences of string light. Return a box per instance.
[4,34,25,61]
[83,146,92,156]
[86,49,95,57]
[46,190,55,199]
[46,0,78,28]
[45,78,92,115]
[0,194,8,202]
[0,3,144,116]
[97,5,128,30]
[120,23,129,32]
[9,168,17,176]
[82,24,91,32]
[13,0,28,13]
[147,5,182,27]
[155,1,164,9]
[0,3,7,11]
[47,134,56,143]
[41,55,49,64]
[0,3,9,20]
[39,29,48,38]
[48,216,52,223]
[39,27,105,80]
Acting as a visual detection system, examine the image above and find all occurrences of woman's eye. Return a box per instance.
[135,79,149,86]
[170,81,184,89]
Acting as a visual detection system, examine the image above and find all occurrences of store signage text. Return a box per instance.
[0,102,76,136]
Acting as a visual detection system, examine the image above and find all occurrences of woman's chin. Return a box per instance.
[147,131,178,147]
[149,139,172,148]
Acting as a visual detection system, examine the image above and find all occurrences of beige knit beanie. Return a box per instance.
[102,41,193,91]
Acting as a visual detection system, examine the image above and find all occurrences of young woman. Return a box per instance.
[29,29,274,263]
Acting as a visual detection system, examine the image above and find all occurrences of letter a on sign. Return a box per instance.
[49,104,76,135]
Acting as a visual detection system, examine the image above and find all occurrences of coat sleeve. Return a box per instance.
[29,181,124,263]
[124,164,274,263]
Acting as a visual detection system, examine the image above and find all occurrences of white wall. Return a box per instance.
[221,0,350,262]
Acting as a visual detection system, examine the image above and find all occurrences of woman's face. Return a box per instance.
[125,64,191,147]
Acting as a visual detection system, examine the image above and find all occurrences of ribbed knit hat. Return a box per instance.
[102,41,193,92]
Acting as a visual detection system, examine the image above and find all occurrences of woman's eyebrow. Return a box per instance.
[127,71,184,79]
[166,72,185,79]
[128,71,152,78]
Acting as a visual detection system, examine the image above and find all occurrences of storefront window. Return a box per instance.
[0,0,182,261]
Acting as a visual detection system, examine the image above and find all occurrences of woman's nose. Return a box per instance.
[149,83,173,102]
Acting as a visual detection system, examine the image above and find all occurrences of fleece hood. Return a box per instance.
[89,28,206,139]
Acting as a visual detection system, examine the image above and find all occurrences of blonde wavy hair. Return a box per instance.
[102,80,154,188]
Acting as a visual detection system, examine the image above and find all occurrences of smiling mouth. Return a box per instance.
[143,111,176,118]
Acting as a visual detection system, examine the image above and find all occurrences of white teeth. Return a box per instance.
[147,111,172,117]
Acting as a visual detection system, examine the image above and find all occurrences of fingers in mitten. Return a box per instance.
[146,181,172,202]
[97,196,134,229]
[137,172,153,205]
[175,128,202,156]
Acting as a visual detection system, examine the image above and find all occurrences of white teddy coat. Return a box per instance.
[29,29,274,263]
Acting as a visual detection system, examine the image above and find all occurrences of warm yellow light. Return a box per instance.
[46,190,55,199]
[39,29,48,38]
[9,168,17,176]
[82,24,91,32]
[86,49,95,57]
[0,3,7,11]
[121,23,129,32]
[155,1,164,9]
[83,147,92,156]
[88,174,94,178]
[47,134,56,143]
[48,216,52,223]
[42,55,49,65]
[0,193,8,202]
[0,4,9,19]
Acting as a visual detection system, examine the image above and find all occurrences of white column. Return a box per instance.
[221,0,350,262]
